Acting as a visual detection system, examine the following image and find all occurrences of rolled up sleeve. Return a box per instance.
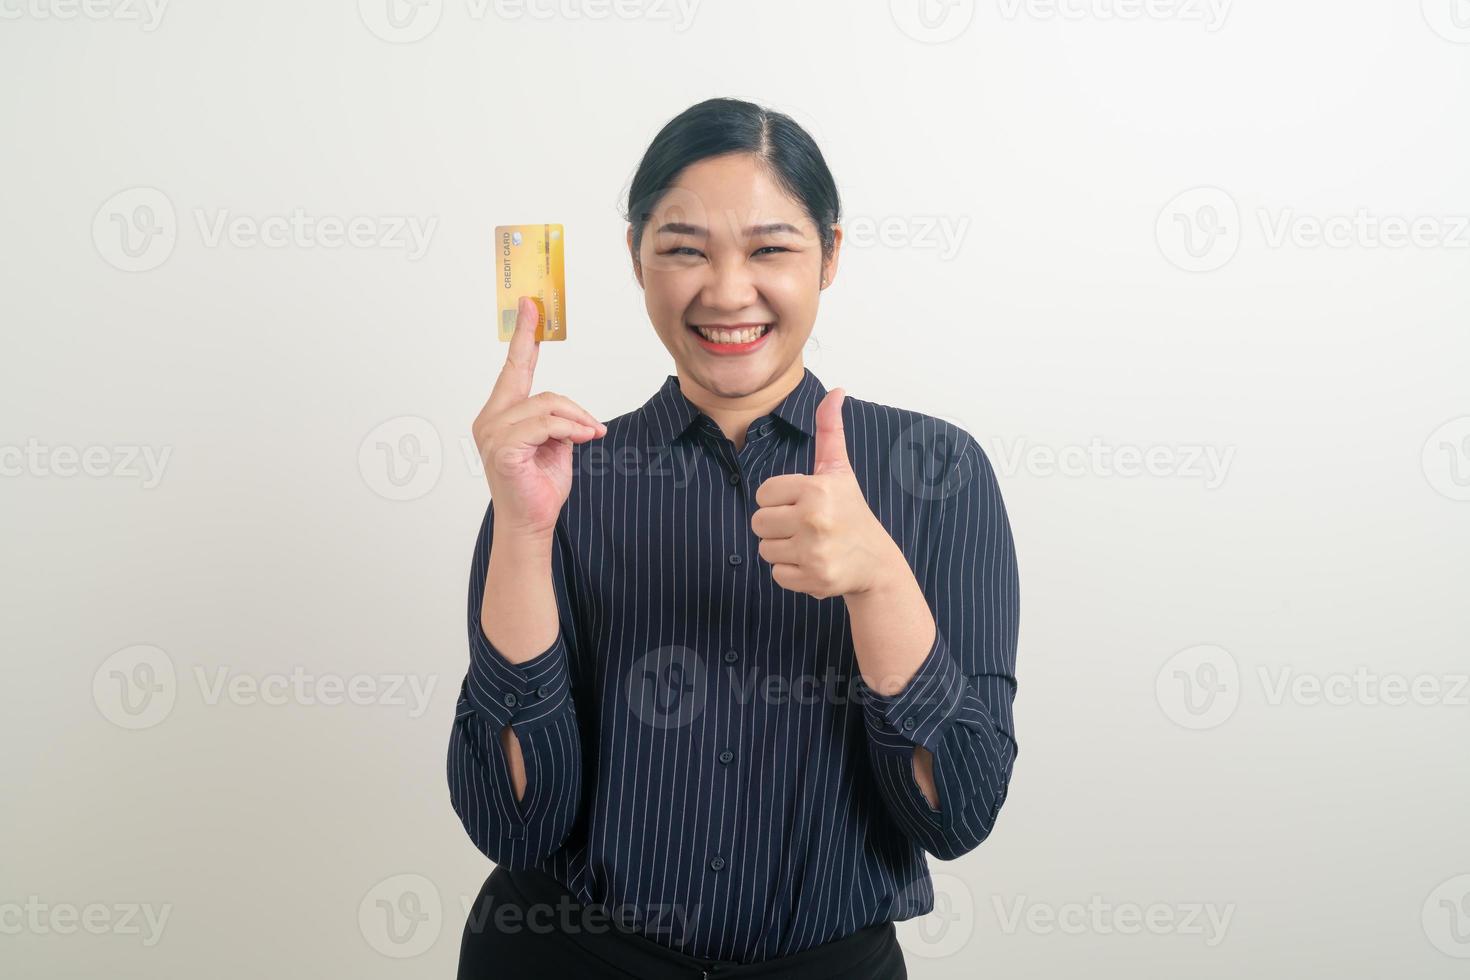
[856,433,1020,860]
[448,499,583,868]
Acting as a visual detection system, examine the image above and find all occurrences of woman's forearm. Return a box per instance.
[844,548,941,808]
[481,527,558,801]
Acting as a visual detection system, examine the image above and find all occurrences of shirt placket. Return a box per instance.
[695,416,780,938]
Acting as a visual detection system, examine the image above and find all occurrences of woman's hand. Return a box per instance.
[751,388,907,600]
[472,296,607,539]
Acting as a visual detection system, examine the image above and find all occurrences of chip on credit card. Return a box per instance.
[495,223,566,342]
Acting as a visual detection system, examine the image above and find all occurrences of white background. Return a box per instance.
[2,0,1468,976]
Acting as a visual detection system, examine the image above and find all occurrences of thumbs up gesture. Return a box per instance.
[752,388,906,600]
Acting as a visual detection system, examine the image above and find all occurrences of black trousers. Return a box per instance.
[457,865,907,979]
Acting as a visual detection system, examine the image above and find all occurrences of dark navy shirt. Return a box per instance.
[447,366,1020,963]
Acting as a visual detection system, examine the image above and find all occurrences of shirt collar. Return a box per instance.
[640,366,828,448]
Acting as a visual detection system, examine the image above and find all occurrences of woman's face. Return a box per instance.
[628,152,840,400]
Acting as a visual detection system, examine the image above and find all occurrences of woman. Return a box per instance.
[450,96,1021,979]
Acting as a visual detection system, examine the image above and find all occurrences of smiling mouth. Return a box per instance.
[687,322,774,344]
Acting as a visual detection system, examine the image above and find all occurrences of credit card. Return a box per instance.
[495,223,566,342]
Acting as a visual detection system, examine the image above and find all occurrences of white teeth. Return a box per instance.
[694,324,770,344]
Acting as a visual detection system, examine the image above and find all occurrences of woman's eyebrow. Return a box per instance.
[655,221,805,237]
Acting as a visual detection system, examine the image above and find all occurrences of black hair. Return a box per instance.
[624,97,842,268]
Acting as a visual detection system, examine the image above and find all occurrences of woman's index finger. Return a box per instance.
[488,296,542,412]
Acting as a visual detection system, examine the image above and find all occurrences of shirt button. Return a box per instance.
[727,553,743,566]
[709,856,725,871]
[503,693,518,708]
[718,749,734,764]
[727,472,741,485]
[723,649,739,663]
[536,684,551,698]
[902,716,917,732]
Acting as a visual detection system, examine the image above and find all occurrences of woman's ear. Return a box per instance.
[626,225,643,289]
[820,224,843,289]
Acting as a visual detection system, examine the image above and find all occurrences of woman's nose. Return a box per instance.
[700,259,758,311]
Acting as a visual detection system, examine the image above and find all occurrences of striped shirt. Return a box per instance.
[447,365,1020,964]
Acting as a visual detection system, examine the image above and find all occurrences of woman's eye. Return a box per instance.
[659,245,787,258]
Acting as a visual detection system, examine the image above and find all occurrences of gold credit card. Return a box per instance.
[495,223,566,342]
